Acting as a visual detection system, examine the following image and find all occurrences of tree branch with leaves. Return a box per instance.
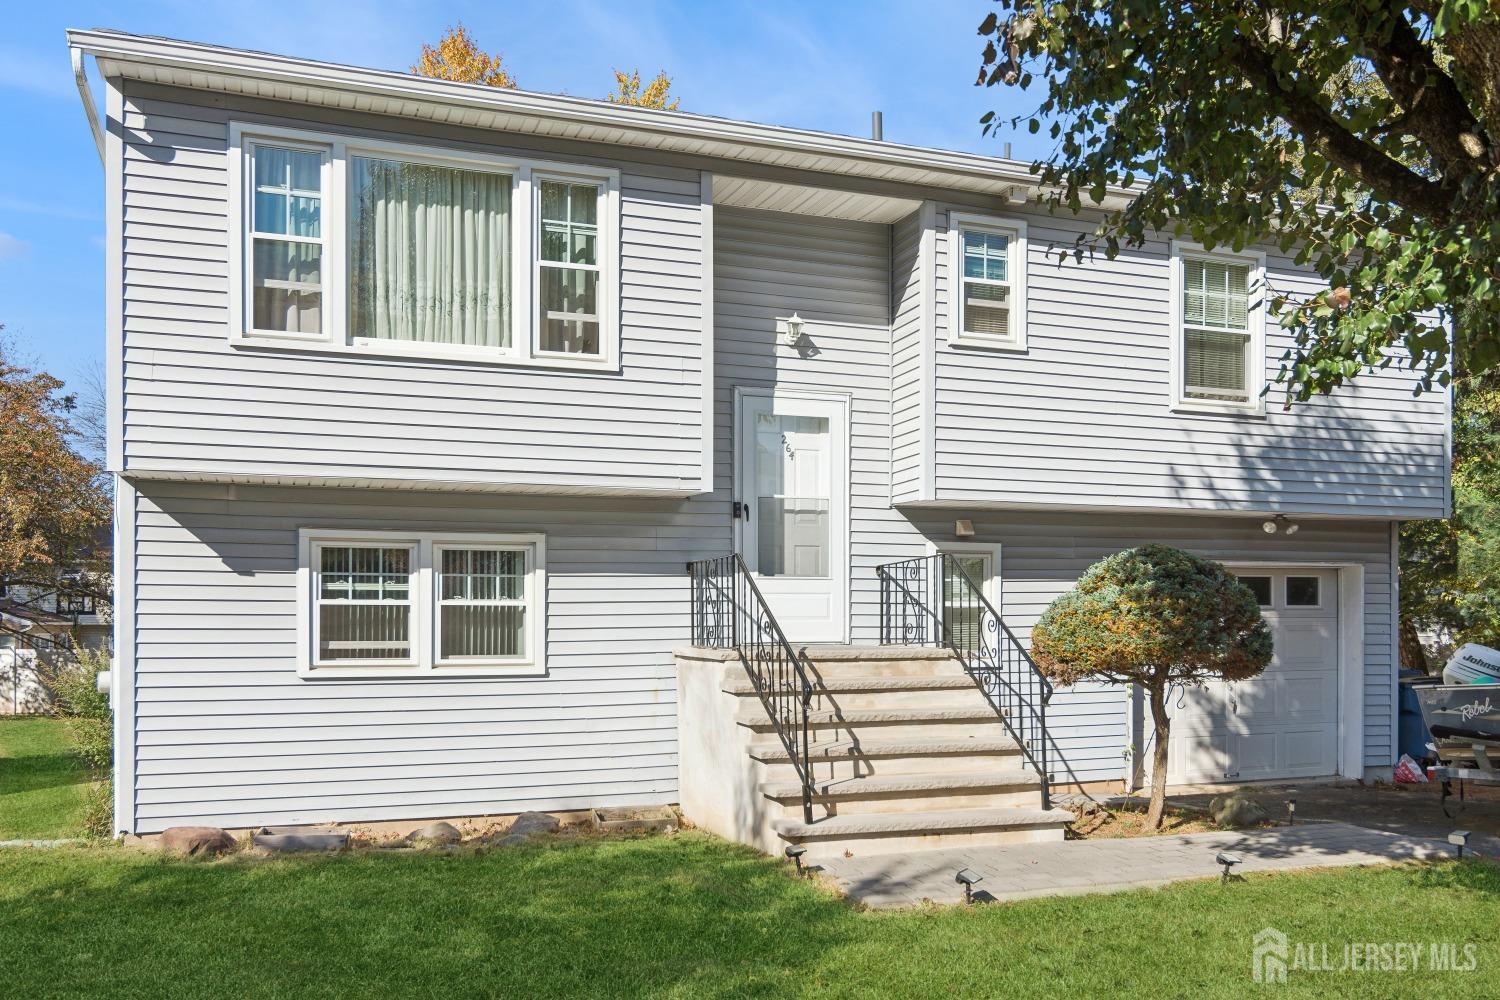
[979,1,1500,400]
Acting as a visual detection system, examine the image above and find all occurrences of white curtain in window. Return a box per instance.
[348,156,511,347]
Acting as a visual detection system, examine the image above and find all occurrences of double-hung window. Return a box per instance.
[248,143,326,336]
[536,179,604,356]
[299,530,545,677]
[231,125,618,368]
[1172,244,1265,413]
[947,213,1028,350]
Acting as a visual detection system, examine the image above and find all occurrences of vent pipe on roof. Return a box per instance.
[1004,141,1012,159]
[871,111,883,141]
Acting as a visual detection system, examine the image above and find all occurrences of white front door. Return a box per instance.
[735,389,848,643]
[1168,568,1341,783]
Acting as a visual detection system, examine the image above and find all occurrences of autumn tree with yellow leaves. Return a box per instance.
[412,24,516,88]
[605,69,679,110]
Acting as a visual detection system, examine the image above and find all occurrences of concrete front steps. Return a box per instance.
[675,644,1072,860]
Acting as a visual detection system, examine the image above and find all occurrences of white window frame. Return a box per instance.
[531,171,620,368]
[946,212,1028,352]
[432,540,538,668]
[1169,241,1267,416]
[229,122,619,372]
[296,528,546,678]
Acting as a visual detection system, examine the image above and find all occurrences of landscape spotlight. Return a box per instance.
[955,868,983,904]
[785,843,808,875]
[1216,852,1243,884]
[1449,830,1471,859]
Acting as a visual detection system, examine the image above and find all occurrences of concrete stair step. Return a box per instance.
[750,736,1021,764]
[722,675,976,696]
[773,806,1074,842]
[737,706,1000,731]
[759,769,1039,803]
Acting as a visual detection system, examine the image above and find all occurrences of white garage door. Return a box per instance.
[1168,569,1340,784]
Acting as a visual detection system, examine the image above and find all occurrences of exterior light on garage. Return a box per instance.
[1261,514,1298,535]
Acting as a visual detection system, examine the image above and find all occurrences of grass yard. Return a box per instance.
[1,834,1495,999]
[0,717,89,840]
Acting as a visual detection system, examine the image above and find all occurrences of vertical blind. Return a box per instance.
[348,156,512,348]
[1182,258,1252,400]
[439,548,527,660]
[317,545,412,661]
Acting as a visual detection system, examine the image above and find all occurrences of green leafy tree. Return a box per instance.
[1401,369,1500,663]
[1031,545,1273,829]
[978,3,1500,400]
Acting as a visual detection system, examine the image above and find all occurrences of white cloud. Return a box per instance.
[0,232,29,259]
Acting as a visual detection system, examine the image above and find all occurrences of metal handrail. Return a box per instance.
[687,554,815,824]
[877,553,1052,808]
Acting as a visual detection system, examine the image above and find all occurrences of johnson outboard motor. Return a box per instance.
[1441,644,1500,686]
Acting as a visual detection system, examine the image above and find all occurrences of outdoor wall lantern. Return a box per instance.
[776,312,805,346]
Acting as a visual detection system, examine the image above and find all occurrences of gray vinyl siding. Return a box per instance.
[904,510,1398,783]
[929,205,1449,518]
[119,83,706,494]
[126,480,725,832]
[713,208,927,641]
[889,210,926,505]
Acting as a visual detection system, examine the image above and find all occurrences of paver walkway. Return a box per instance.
[814,822,1462,908]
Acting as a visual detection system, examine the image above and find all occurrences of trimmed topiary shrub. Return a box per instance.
[1031,544,1273,830]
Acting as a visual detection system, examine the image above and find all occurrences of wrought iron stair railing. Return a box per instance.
[687,554,814,824]
[877,553,1053,809]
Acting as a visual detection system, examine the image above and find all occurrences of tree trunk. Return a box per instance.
[1145,680,1171,831]
[1400,619,1429,673]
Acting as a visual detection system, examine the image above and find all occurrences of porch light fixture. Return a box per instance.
[1215,851,1243,883]
[776,312,805,346]
[1449,830,1471,859]
[785,843,808,875]
[954,519,975,539]
[955,868,983,904]
[1261,514,1299,535]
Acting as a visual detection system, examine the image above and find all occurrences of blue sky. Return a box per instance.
[0,1,1046,391]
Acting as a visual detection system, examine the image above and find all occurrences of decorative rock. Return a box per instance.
[160,826,237,857]
[1209,794,1271,829]
[406,821,463,847]
[251,827,350,853]
[490,810,561,846]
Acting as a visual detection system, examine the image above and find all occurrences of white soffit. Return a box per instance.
[70,29,1137,208]
[714,175,921,223]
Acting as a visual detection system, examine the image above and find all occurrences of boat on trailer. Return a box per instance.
[1413,644,1500,816]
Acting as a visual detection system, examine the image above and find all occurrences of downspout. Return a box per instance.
[71,46,105,165]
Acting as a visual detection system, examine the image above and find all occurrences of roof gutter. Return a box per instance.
[66,28,1139,205]
[71,45,105,165]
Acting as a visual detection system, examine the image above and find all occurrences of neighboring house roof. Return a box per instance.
[65,28,1136,210]
[1,606,74,631]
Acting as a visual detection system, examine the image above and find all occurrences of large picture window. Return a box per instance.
[231,125,618,368]
[298,530,545,677]
[348,156,512,349]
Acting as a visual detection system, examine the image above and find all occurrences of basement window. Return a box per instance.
[299,529,546,678]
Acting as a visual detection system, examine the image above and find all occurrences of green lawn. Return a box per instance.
[0,717,89,839]
[1,834,1495,999]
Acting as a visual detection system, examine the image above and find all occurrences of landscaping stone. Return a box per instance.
[490,811,560,846]
[160,826,237,857]
[592,806,678,834]
[405,821,462,847]
[1208,793,1270,828]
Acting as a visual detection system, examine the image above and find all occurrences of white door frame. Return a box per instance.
[1147,560,1365,787]
[732,386,852,644]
